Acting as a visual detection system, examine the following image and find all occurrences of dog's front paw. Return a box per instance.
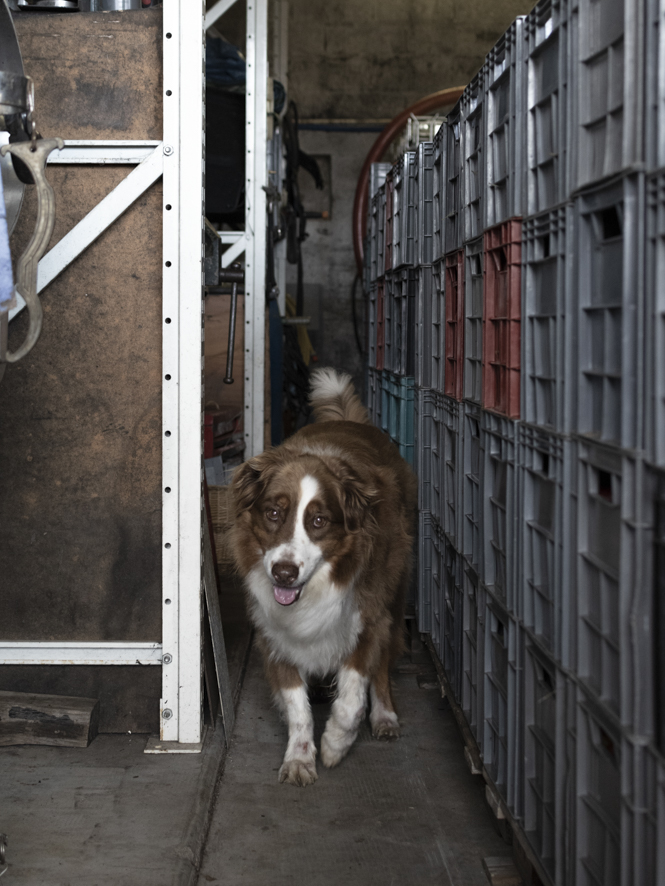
[371,715,400,741]
[320,730,349,768]
[278,758,318,787]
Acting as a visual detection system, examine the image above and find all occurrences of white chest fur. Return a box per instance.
[246,563,362,678]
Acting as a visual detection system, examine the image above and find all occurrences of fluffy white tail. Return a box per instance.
[309,368,370,425]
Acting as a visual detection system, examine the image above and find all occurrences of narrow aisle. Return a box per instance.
[199,636,509,886]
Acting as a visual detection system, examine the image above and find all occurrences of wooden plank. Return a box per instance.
[0,689,99,747]
[482,857,523,886]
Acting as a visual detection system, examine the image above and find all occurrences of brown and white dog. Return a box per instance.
[230,368,417,786]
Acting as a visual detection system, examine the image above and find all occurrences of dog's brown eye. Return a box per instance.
[266,508,280,522]
[312,515,327,529]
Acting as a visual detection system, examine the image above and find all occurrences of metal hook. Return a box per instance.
[0,136,63,370]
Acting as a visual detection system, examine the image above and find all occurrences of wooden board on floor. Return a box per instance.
[0,689,99,747]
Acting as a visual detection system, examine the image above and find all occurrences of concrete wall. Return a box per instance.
[282,0,536,390]
[288,0,536,121]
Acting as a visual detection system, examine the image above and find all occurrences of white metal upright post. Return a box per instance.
[161,0,205,746]
[245,0,268,457]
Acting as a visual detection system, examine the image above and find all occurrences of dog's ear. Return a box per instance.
[327,457,379,532]
[231,450,279,515]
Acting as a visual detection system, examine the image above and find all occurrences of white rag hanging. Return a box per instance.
[0,162,15,311]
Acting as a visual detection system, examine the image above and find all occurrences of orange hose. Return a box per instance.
[352,86,466,275]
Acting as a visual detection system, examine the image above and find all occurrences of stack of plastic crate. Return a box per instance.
[392,0,665,882]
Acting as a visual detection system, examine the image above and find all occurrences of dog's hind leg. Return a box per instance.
[267,658,317,787]
[369,640,400,740]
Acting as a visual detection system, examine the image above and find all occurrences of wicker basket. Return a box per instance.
[208,485,235,568]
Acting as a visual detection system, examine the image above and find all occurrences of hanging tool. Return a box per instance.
[0,136,64,382]
[217,263,243,385]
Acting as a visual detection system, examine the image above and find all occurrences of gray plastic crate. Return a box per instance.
[646,0,665,171]
[416,392,462,548]
[367,366,382,428]
[368,281,378,369]
[445,105,464,255]
[415,141,435,267]
[575,174,645,451]
[462,565,486,750]
[431,260,446,393]
[576,689,622,886]
[376,183,386,281]
[418,510,433,633]
[484,17,526,227]
[620,739,659,886]
[481,411,518,615]
[524,0,572,215]
[576,439,655,736]
[440,394,463,552]
[369,191,380,284]
[461,71,486,242]
[390,268,417,377]
[414,265,441,391]
[646,171,665,467]
[522,205,573,433]
[517,424,573,663]
[382,272,396,374]
[464,236,485,404]
[415,386,436,513]
[462,400,484,575]
[523,642,576,886]
[432,122,447,263]
[573,0,646,190]
[656,469,665,755]
[392,152,417,269]
[483,596,521,813]
[369,161,391,200]
[433,527,464,704]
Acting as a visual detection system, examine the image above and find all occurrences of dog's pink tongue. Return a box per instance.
[273,585,300,606]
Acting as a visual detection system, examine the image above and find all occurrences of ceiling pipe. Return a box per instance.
[352,86,466,276]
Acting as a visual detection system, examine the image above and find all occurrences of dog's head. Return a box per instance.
[230,450,378,606]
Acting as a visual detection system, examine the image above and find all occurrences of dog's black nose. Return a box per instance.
[272,561,299,586]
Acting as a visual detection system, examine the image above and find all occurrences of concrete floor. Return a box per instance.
[198,634,510,886]
[0,577,511,886]
[0,572,251,886]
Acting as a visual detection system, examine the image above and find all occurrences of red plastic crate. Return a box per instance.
[384,170,394,275]
[445,249,465,400]
[376,278,386,371]
[482,219,521,419]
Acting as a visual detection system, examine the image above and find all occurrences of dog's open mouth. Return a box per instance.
[273,585,303,606]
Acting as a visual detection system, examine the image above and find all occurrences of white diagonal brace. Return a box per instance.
[220,232,247,267]
[0,642,163,665]
[205,0,239,31]
[9,145,164,322]
[48,140,162,165]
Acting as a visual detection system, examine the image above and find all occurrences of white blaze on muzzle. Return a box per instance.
[264,475,325,605]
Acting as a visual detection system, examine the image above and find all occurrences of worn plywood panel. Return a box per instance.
[14,10,163,141]
[2,170,162,644]
[1,13,164,732]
